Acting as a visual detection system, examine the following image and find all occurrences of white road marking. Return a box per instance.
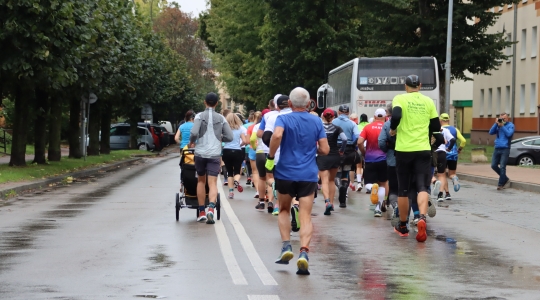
[218,179,279,286]
[214,218,248,285]
[247,295,280,300]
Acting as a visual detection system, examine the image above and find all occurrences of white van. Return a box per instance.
[159,121,176,144]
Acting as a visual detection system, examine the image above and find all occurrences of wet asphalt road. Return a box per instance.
[0,154,540,300]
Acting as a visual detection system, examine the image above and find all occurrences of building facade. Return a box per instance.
[472,1,540,144]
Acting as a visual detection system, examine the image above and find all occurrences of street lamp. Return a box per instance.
[444,0,454,114]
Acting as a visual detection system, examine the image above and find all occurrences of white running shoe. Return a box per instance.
[432,180,441,198]
[356,182,363,192]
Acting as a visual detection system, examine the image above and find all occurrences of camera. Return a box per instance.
[497,118,503,123]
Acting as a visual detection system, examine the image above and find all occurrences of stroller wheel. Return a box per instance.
[175,193,180,221]
[216,193,221,220]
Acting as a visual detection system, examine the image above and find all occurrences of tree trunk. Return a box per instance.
[68,96,82,158]
[48,96,63,161]
[87,99,101,156]
[32,89,49,164]
[100,102,112,154]
[129,107,139,149]
[9,84,32,166]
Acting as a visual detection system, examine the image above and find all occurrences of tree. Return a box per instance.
[361,0,515,111]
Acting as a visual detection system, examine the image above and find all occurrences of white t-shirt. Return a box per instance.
[223,126,247,150]
[436,127,454,152]
[252,123,269,153]
[265,108,292,164]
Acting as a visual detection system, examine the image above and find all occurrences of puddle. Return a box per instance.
[147,246,176,270]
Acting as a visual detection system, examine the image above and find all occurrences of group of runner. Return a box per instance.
[186,75,467,276]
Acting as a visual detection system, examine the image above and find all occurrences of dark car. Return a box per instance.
[508,136,540,165]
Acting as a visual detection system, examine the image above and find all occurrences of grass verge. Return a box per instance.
[458,139,494,164]
[0,150,152,184]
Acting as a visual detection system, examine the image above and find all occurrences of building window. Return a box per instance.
[520,84,526,114]
[521,29,527,59]
[506,86,511,113]
[488,88,493,116]
[532,27,537,58]
[480,89,484,116]
[531,83,537,114]
[497,87,501,114]
[506,33,512,61]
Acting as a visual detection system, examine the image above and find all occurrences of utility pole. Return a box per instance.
[511,1,518,120]
[444,0,454,114]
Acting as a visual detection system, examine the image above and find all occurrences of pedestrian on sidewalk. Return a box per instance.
[489,112,515,190]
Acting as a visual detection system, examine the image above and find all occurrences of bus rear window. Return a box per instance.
[357,58,436,91]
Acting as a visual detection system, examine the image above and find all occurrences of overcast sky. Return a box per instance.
[171,0,208,16]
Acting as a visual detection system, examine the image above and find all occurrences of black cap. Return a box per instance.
[205,92,219,106]
[405,75,420,88]
[277,95,289,107]
[338,104,349,113]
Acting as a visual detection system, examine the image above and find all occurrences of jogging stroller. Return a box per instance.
[175,148,221,221]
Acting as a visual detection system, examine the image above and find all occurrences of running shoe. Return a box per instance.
[272,207,279,215]
[416,217,427,242]
[390,206,399,227]
[223,181,228,186]
[246,177,252,186]
[255,202,265,211]
[291,205,300,232]
[432,180,441,197]
[197,210,207,222]
[374,209,382,217]
[296,251,310,275]
[427,199,436,218]
[452,176,460,192]
[324,202,333,215]
[411,216,420,226]
[228,192,234,199]
[267,201,274,214]
[437,192,444,203]
[394,222,409,237]
[254,192,259,198]
[206,208,215,224]
[349,183,356,191]
[381,200,387,213]
[356,182,363,192]
[275,244,294,264]
[370,183,379,205]
[234,180,244,193]
[445,192,452,200]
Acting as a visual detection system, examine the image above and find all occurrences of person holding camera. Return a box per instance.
[488,113,515,190]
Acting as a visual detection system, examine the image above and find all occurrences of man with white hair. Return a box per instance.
[266,87,329,275]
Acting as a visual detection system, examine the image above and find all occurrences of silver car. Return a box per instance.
[110,125,154,151]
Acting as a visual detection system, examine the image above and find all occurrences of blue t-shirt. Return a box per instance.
[179,122,194,148]
[223,127,247,150]
[274,112,326,182]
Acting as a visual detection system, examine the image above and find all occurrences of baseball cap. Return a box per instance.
[440,113,450,121]
[338,104,350,113]
[261,108,271,116]
[273,94,282,107]
[323,108,335,118]
[374,108,386,118]
[205,92,219,105]
[405,75,420,88]
[276,95,289,107]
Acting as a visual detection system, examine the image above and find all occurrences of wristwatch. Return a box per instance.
[267,155,274,160]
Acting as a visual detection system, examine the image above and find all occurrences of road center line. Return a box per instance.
[214,217,248,285]
[218,180,278,286]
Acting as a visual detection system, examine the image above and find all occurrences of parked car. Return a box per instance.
[159,121,176,144]
[508,136,540,165]
[110,125,155,151]
[136,122,161,151]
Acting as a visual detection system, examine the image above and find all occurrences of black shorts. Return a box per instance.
[275,179,317,199]
[222,149,244,177]
[317,154,340,171]
[387,166,398,196]
[255,153,268,177]
[364,160,388,183]
[436,151,447,174]
[395,150,431,197]
[447,160,457,171]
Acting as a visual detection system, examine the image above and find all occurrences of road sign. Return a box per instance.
[88,93,98,104]
[141,104,152,120]
[308,99,317,111]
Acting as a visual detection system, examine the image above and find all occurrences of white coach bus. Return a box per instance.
[317,57,440,117]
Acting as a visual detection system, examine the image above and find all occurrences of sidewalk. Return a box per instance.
[457,163,540,193]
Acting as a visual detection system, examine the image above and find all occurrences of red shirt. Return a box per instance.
[359,120,386,163]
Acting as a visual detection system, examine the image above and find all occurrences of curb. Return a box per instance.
[457,173,540,194]
[0,158,143,200]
